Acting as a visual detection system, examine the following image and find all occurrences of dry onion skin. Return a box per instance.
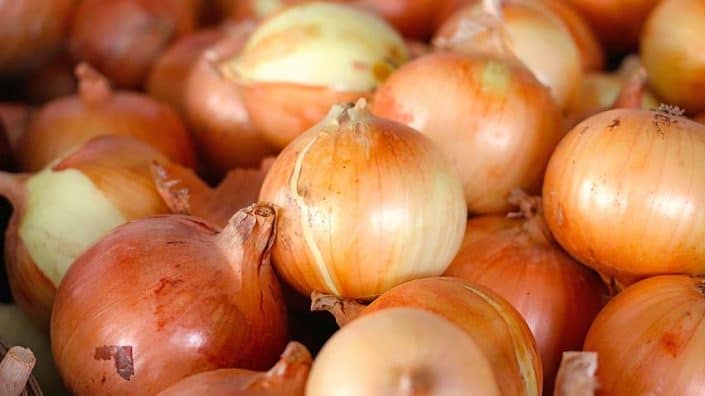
[584,275,705,394]
[16,64,197,172]
[220,2,409,148]
[51,204,288,395]
[543,106,705,287]
[640,0,705,115]
[259,99,466,299]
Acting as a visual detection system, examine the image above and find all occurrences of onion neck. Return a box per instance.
[263,342,312,379]
[214,204,276,274]
[612,67,647,109]
[76,63,112,105]
[310,291,366,327]
[553,352,598,396]
[507,189,554,247]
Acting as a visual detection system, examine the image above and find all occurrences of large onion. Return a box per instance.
[51,204,288,394]
[584,275,705,394]
[15,64,196,172]
[543,106,705,286]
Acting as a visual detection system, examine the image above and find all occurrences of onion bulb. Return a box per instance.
[219,2,409,148]
[584,275,705,394]
[16,63,196,172]
[640,0,705,115]
[444,190,606,393]
[543,106,705,287]
[159,342,311,396]
[259,99,466,299]
[51,204,288,395]
[311,277,543,395]
[0,136,177,328]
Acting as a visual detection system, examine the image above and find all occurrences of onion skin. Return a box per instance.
[553,352,598,396]
[373,52,563,214]
[51,204,288,395]
[159,342,311,396]
[259,100,467,299]
[69,0,197,89]
[543,108,705,286]
[539,0,603,71]
[584,275,705,394]
[0,103,30,153]
[0,0,77,76]
[16,64,197,172]
[640,0,705,115]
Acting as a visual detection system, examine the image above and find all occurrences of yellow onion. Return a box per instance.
[259,99,466,299]
[543,106,705,287]
[584,275,705,394]
[220,2,409,148]
[640,0,705,115]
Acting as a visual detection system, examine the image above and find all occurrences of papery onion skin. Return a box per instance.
[696,113,705,125]
[51,205,288,395]
[16,64,197,172]
[259,100,466,299]
[543,108,705,285]
[584,275,705,395]
[640,0,705,115]
[373,52,563,214]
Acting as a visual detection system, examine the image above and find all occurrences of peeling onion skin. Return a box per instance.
[259,100,467,299]
[51,205,288,395]
[584,275,705,395]
[640,0,705,115]
[543,108,705,286]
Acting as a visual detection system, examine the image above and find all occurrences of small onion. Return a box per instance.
[543,106,705,286]
[259,99,467,299]
[159,342,311,396]
[220,2,409,148]
[16,63,196,172]
[640,0,705,115]
[69,0,198,88]
[51,204,288,394]
[584,275,705,394]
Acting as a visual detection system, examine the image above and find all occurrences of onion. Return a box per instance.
[311,277,543,395]
[372,32,563,214]
[543,106,705,287]
[23,53,77,104]
[0,136,177,328]
[553,352,598,396]
[0,0,76,76]
[16,63,197,172]
[696,113,705,125]
[69,0,198,89]
[220,2,409,148]
[584,275,705,394]
[444,190,606,393]
[51,204,288,394]
[185,22,277,178]
[159,342,311,396]
[640,0,705,115]
[0,103,30,153]
[259,99,466,299]
[539,0,603,71]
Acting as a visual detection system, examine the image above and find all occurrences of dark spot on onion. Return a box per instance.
[94,345,135,381]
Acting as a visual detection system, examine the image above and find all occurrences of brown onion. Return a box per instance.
[584,275,705,394]
[159,342,311,396]
[185,22,277,178]
[51,204,288,394]
[69,0,198,88]
[543,106,705,287]
[259,99,466,299]
[310,278,542,396]
[444,191,606,393]
[640,0,705,115]
[0,136,176,328]
[0,0,76,76]
[16,64,196,172]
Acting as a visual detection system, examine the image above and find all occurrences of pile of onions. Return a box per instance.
[373,22,563,214]
[219,2,409,148]
[69,0,198,89]
[444,190,606,393]
[51,204,288,394]
[15,63,196,172]
[159,342,311,396]
[543,106,705,287]
[584,275,705,394]
[640,0,705,115]
[259,99,466,299]
[0,136,176,328]
[0,0,76,76]
[185,22,277,178]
